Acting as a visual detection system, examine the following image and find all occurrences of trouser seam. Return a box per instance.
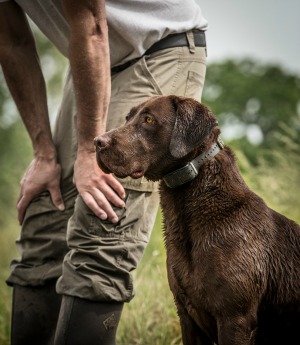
[170,48,182,94]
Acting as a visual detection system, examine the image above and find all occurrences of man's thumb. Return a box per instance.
[50,188,65,211]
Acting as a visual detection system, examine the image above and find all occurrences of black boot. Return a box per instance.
[54,295,123,345]
[11,280,62,345]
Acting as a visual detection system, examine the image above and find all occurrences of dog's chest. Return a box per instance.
[161,189,250,324]
[165,228,217,298]
[163,208,222,310]
[165,231,220,338]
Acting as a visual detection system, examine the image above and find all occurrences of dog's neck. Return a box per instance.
[163,136,225,188]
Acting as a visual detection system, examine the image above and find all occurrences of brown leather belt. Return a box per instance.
[111,30,206,74]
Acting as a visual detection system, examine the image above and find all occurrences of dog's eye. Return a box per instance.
[145,116,155,124]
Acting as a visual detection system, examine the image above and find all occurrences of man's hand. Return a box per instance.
[62,0,116,221]
[74,150,126,223]
[17,157,65,225]
[62,0,123,222]
[0,1,65,225]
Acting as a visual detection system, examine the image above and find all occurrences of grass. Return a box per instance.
[0,221,19,345]
[117,211,182,345]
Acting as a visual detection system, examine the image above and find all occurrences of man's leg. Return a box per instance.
[54,295,123,345]
[54,189,159,345]
[54,38,206,344]
[8,72,78,345]
[9,189,77,345]
[11,280,61,345]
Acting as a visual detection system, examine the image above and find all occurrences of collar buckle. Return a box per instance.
[163,162,198,188]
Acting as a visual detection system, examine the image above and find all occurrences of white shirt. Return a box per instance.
[0,0,208,67]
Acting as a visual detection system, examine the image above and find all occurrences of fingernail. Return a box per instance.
[100,214,107,220]
[58,204,65,211]
[112,217,119,224]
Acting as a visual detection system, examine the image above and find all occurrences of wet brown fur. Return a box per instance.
[95,95,300,345]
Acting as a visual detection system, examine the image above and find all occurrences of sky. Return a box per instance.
[197,0,300,75]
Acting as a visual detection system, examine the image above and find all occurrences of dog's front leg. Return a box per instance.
[217,314,256,345]
[177,304,213,345]
[179,316,213,345]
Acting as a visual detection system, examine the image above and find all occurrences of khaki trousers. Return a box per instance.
[8,39,206,302]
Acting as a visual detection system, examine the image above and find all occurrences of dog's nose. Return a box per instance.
[94,135,111,150]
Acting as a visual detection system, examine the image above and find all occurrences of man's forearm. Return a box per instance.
[1,52,56,158]
[62,0,110,152]
[0,2,56,159]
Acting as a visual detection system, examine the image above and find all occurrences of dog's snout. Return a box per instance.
[94,135,111,150]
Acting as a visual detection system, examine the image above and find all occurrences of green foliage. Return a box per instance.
[236,124,300,223]
[0,120,30,345]
[0,288,11,345]
[202,59,300,162]
[0,220,18,345]
[0,120,32,227]
[31,22,68,118]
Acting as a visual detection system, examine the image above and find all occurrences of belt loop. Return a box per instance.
[186,30,196,54]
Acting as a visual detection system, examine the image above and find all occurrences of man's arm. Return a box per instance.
[0,1,64,224]
[62,0,125,223]
[62,0,110,148]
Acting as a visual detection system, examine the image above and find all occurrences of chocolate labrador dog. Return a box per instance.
[94,95,300,345]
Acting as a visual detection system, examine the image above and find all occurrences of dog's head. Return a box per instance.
[95,95,218,181]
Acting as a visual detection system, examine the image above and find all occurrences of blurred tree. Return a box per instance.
[32,23,68,121]
[202,59,300,162]
[0,120,31,227]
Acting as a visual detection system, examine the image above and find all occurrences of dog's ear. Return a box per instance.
[169,96,217,158]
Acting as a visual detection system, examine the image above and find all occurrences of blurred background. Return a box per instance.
[0,1,299,344]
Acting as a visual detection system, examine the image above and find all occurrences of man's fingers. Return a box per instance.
[73,154,126,222]
[15,158,63,224]
[49,186,65,211]
[106,175,126,200]
[17,195,30,225]
[81,191,119,223]
[17,187,65,224]
[100,183,125,209]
